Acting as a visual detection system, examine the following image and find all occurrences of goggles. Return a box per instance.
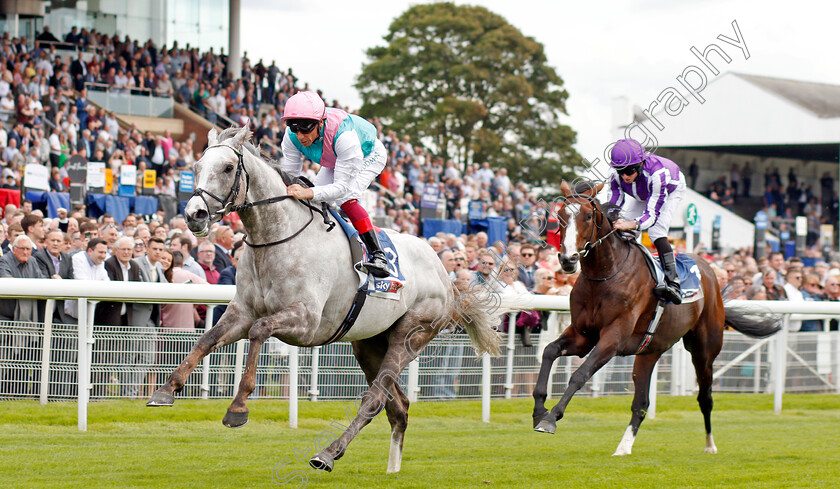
[616,162,642,176]
[287,119,320,134]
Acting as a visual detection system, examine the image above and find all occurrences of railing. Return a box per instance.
[188,105,282,158]
[0,279,838,432]
[37,41,97,64]
[85,82,174,118]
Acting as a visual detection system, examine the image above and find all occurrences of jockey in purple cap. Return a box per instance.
[607,138,687,304]
[281,91,390,278]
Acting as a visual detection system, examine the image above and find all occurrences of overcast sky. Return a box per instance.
[241,0,840,162]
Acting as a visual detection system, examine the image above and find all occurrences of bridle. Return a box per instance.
[559,194,617,258]
[191,144,334,248]
[558,194,627,281]
[191,144,249,222]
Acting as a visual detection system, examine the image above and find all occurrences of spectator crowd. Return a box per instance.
[0,27,839,399]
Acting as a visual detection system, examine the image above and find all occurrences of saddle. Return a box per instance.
[631,242,703,353]
[279,174,405,344]
[329,208,405,295]
[631,241,703,303]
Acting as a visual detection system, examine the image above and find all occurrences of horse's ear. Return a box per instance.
[560,180,571,197]
[231,125,253,148]
[207,128,219,146]
[593,182,605,195]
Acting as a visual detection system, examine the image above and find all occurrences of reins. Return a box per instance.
[580,244,631,282]
[243,198,334,248]
[579,228,618,258]
[196,144,335,249]
[566,194,631,282]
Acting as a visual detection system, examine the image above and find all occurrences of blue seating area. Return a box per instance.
[26,191,161,224]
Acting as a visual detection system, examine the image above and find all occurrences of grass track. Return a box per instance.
[1,394,838,488]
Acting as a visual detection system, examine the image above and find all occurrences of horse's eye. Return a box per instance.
[585,212,593,221]
[224,164,234,173]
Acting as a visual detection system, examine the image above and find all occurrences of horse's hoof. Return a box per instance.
[532,410,548,429]
[146,389,175,407]
[310,452,334,472]
[534,417,557,434]
[222,410,249,428]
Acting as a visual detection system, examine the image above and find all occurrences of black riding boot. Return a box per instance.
[359,230,391,278]
[653,237,681,304]
[656,251,682,304]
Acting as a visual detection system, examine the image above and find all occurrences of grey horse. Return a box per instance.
[147,126,501,473]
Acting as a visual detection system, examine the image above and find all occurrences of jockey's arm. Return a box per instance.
[280,132,304,177]
[311,131,364,203]
[606,173,625,208]
[637,171,668,231]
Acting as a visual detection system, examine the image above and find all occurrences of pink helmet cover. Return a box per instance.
[282,91,326,121]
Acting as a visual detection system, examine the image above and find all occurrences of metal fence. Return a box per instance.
[2,279,840,431]
[85,82,174,118]
[3,316,837,403]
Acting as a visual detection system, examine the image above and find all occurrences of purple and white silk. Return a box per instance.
[606,154,686,239]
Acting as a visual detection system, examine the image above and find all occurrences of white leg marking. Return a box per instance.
[613,425,636,456]
[705,433,718,454]
[387,431,403,473]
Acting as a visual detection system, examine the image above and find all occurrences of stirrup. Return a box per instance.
[655,284,682,305]
[363,254,390,278]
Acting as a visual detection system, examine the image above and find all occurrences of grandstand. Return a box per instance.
[0,0,836,344]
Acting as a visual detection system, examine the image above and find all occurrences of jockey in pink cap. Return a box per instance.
[608,138,687,304]
[281,91,390,277]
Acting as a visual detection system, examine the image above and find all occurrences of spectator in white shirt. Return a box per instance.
[782,268,804,332]
[65,238,109,319]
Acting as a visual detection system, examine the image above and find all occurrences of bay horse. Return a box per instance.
[532,180,780,455]
[147,127,500,473]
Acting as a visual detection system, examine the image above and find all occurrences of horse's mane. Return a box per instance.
[569,179,633,242]
[216,127,261,158]
[602,203,621,224]
[569,179,621,223]
[216,126,294,184]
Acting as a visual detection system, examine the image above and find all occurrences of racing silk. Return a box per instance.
[286,108,377,168]
[607,154,683,231]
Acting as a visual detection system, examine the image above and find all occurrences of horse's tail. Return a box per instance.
[723,299,782,338]
[447,283,502,357]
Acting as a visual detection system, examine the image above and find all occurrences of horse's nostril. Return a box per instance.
[194,209,208,221]
[569,254,579,263]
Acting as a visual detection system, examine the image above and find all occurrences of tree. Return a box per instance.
[356,3,580,186]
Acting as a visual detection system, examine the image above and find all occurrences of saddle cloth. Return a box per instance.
[633,242,703,303]
[329,208,405,300]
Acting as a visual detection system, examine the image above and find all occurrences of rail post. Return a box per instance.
[482,353,491,422]
[200,305,215,399]
[753,342,762,394]
[39,299,54,405]
[309,346,320,402]
[649,361,660,419]
[76,298,90,431]
[407,358,419,403]
[233,339,245,396]
[289,345,299,428]
[773,315,789,414]
[504,314,516,399]
[833,330,840,395]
